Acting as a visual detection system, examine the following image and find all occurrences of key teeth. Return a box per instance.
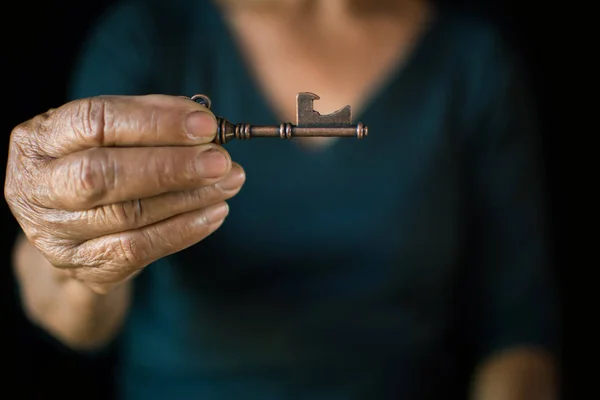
[296,92,353,126]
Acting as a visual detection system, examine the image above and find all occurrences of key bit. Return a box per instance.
[183,92,368,145]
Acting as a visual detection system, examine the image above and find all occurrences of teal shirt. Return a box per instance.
[68,1,558,398]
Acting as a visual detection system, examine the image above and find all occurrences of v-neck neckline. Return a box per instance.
[207,2,444,154]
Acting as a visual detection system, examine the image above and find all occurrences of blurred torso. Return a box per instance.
[69,0,502,398]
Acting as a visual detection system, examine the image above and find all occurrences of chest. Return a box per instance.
[167,7,466,296]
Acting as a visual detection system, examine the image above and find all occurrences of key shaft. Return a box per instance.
[184,93,369,145]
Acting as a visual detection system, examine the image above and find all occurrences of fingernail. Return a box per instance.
[217,169,246,191]
[186,111,217,139]
[204,202,229,223]
[197,149,229,178]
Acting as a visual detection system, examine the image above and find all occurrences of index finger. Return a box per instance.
[32,94,217,157]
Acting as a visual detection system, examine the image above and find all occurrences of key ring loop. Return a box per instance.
[189,94,212,109]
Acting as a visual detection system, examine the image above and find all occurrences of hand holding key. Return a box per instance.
[4,95,245,294]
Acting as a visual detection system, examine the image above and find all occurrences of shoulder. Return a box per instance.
[434,8,534,132]
[437,7,521,75]
[424,6,528,106]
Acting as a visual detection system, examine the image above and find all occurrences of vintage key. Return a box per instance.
[183,92,368,145]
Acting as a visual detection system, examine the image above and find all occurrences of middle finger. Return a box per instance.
[43,144,232,210]
[48,163,246,240]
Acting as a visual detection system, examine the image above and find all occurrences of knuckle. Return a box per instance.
[3,173,21,208]
[9,123,30,145]
[9,122,41,157]
[72,150,114,205]
[115,234,151,267]
[5,158,47,212]
[72,241,112,269]
[147,107,162,137]
[71,97,108,145]
[11,108,64,158]
[109,199,144,227]
[36,237,81,269]
[155,151,193,187]
[153,152,178,187]
[10,200,43,229]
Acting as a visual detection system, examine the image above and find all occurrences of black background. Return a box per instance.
[2,1,571,398]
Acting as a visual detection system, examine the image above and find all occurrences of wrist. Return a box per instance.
[61,275,132,314]
[47,275,132,351]
[14,233,133,351]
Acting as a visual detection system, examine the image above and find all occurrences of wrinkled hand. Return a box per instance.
[5,95,245,294]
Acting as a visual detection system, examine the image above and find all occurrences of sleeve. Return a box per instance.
[66,0,159,101]
[463,29,561,363]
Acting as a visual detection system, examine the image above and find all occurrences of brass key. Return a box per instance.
[183,92,368,145]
